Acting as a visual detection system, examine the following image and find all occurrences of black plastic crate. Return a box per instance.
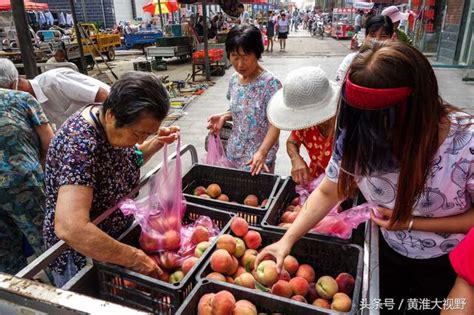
[177,279,349,315]
[96,203,234,314]
[262,177,367,246]
[182,164,281,225]
[196,226,363,314]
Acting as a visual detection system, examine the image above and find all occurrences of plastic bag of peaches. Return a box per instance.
[120,138,187,253]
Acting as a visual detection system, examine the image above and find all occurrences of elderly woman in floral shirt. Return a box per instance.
[44,72,179,286]
[207,24,282,175]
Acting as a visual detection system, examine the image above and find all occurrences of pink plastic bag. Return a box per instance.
[295,175,325,205]
[295,174,376,239]
[203,133,233,167]
[311,202,377,239]
[120,138,186,253]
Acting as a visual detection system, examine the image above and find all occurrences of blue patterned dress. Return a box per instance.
[226,70,282,171]
[43,108,140,285]
[0,89,49,274]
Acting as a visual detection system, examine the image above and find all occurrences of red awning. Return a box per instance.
[0,0,49,11]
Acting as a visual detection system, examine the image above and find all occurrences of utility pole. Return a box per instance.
[158,0,164,31]
[69,0,88,74]
[202,0,211,81]
[11,0,38,78]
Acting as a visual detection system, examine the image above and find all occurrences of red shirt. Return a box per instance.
[449,228,474,286]
[291,126,333,178]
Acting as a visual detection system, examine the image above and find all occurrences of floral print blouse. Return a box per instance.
[226,70,282,171]
[43,109,140,274]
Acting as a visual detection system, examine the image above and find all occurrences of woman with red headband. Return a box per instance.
[256,41,473,314]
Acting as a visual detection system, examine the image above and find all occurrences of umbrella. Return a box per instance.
[143,0,179,15]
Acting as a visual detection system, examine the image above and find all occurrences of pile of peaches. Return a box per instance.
[203,217,355,313]
[193,184,269,208]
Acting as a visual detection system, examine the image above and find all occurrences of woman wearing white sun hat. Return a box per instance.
[381,5,412,45]
[267,66,341,185]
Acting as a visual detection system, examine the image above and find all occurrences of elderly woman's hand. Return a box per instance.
[247,150,270,176]
[130,248,163,278]
[157,126,180,144]
[371,207,411,231]
[207,114,226,134]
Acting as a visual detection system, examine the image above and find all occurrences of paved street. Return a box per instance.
[117,29,474,177]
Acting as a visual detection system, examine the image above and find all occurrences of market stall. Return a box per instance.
[0,140,379,314]
[331,8,356,40]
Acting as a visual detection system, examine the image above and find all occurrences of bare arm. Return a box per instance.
[33,123,54,166]
[55,185,161,277]
[372,207,474,234]
[287,135,312,185]
[442,277,474,315]
[255,177,342,271]
[94,87,109,103]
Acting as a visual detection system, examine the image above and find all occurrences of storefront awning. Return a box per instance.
[0,0,49,11]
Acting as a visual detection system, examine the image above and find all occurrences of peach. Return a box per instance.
[306,282,319,303]
[244,194,259,207]
[256,260,279,287]
[217,194,230,202]
[271,280,292,298]
[283,255,299,275]
[159,251,181,270]
[147,216,167,233]
[289,277,309,296]
[197,293,214,315]
[195,241,211,258]
[163,230,181,250]
[294,205,303,213]
[286,212,298,223]
[335,272,355,295]
[313,298,331,309]
[233,266,246,278]
[216,234,237,254]
[261,199,269,207]
[240,249,258,269]
[291,295,308,303]
[234,272,255,289]
[140,232,159,253]
[206,272,226,282]
[296,264,315,283]
[291,196,300,206]
[279,269,291,282]
[331,292,352,312]
[280,211,293,223]
[231,217,249,237]
[182,257,198,275]
[166,216,181,230]
[206,184,222,198]
[191,226,210,245]
[226,276,234,284]
[210,249,233,273]
[233,300,257,315]
[225,256,239,276]
[234,237,246,258]
[278,223,292,228]
[169,270,184,284]
[158,270,170,283]
[316,276,339,300]
[285,205,295,212]
[194,186,207,196]
[211,290,236,315]
[200,194,212,199]
[243,231,262,249]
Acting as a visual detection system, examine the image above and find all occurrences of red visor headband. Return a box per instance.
[344,76,414,110]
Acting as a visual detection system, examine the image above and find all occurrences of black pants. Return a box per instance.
[379,231,456,315]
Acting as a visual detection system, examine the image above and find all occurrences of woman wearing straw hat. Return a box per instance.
[267,66,340,185]
[257,41,473,313]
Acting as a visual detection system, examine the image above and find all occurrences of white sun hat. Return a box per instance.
[267,66,341,131]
